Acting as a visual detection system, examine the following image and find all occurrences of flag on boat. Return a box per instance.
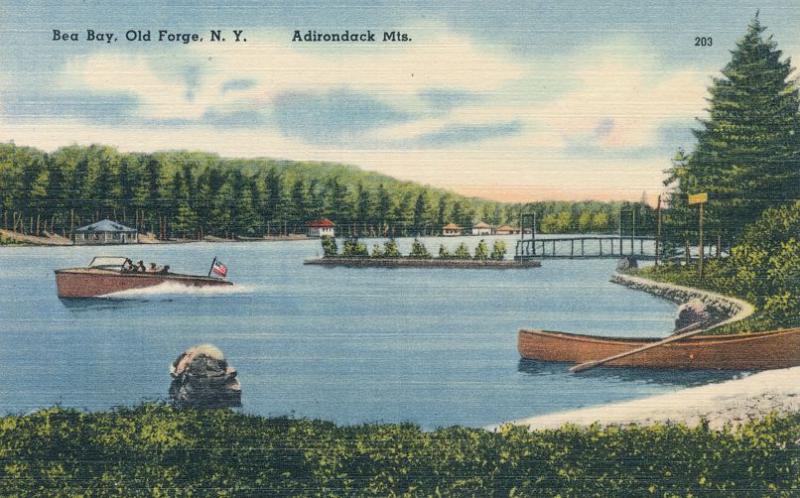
[211,259,228,277]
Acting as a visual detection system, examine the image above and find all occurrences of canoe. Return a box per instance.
[518,328,800,370]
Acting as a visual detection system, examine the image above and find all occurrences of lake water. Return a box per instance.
[0,235,740,429]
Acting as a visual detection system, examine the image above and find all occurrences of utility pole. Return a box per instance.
[655,194,662,266]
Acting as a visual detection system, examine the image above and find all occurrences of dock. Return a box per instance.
[515,236,658,260]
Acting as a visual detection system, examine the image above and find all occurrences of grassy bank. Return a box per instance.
[1,404,799,496]
[633,262,779,335]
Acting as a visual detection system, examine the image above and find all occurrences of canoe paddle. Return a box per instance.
[569,321,710,373]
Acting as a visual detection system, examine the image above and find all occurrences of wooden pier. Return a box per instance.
[515,236,658,260]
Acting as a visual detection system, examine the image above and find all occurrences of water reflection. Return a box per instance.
[58,297,171,312]
[518,359,745,388]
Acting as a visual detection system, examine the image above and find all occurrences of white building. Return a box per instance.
[307,218,336,238]
[73,219,138,245]
[442,223,462,236]
[472,221,493,236]
[495,224,519,235]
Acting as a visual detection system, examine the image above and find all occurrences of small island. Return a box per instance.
[304,237,541,269]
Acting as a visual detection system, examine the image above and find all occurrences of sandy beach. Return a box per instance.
[501,366,800,431]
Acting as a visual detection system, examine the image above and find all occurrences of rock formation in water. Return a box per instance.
[674,299,711,331]
[169,344,241,409]
[616,256,638,271]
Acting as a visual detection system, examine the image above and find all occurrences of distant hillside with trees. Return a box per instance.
[0,143,653,239]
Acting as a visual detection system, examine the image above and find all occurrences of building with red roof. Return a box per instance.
[307,218,336,238]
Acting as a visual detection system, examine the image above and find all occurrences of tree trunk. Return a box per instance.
[685,239,691,266]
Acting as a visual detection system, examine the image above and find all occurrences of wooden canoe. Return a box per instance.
[518,328,800,370]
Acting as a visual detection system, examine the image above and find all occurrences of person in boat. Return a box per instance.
[122,258,134,273]
[137,260,146,273]
[160,265,171,275]
[148,262,161,273]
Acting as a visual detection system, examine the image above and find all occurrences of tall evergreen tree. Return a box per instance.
[290,177,308,231]
[435,195,449,232]
[376,183,392,234]
[413,192,429,235]
[354,182,372,236]
[264,167,284,234]
[666,15,800,243]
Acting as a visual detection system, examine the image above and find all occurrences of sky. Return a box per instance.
[1,0,798,202]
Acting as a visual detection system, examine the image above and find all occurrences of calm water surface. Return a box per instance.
[0,236,739,429]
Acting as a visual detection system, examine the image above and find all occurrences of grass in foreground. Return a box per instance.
[1,403,799,496]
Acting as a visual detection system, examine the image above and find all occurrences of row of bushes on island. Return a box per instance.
[321,237,508,261]
[1,403,798,496]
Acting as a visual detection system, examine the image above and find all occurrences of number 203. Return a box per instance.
[695,36,712,47]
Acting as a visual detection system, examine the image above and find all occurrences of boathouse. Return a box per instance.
[73,219,138,245]
[442,223,462,236]
[307,218,336,238]
[472,221,493,236]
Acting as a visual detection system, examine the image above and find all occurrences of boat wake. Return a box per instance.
[99,281,253,299]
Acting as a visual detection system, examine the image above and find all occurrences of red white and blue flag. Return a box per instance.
[211,258,228,277]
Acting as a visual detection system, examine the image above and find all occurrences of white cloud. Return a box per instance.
[58,25,527,122]
[367,36,708,152]
[537,40,709,149]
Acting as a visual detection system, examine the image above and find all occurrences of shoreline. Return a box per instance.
[502,366,800,431]
[505,272,774,431]
[611,272,755,332]
[0,230,312,247]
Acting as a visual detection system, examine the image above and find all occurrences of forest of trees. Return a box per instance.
[0,143,653,240]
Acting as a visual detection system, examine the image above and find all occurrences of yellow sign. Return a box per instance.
[688,193,708,205]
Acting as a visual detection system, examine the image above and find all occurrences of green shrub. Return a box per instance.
[473,239,489,260]
[383,239,401,258]
[453,242,471,259]
[438,245,451,259]
[342,239,368,257]
[491,240,507,260]
[409,239,432,259]
[320,236,338,257]
[1,404,799,496]
[370,244,384,258]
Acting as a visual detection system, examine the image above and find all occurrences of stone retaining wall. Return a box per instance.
[611,273,754,327]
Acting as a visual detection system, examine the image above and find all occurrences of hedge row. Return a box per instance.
[1,404,799,496]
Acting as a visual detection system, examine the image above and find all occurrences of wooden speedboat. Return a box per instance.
[518,328,800,370]
[55,256,232,298]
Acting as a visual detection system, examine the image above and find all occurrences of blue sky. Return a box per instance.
[1,0,798,201]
